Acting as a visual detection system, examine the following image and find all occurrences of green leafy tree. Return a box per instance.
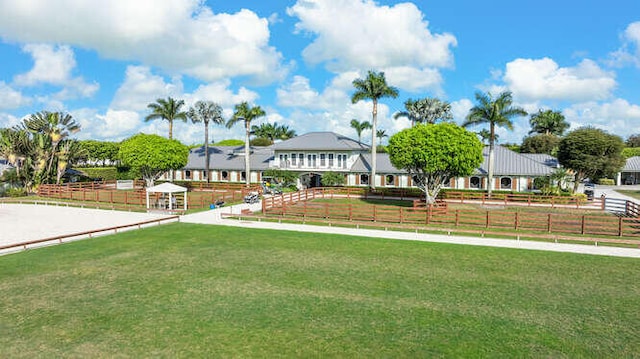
[520,133,560,155]
[78,140,120,166]
[388,123,483,204]
[226,101,266,186]
[187,101,224,183]
[463,91,527,197]
[557,127,625,192]
[625,134,640,147]
[349,119,371,143]
[394,97,452,126]
[321,171,346,187]
[622,147,640,158]
[118,134,189,187]
[351,70,399,190]
[529,109,569,136]
[263,169,298,187]
[145,97,188,139]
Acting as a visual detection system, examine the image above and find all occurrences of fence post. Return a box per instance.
[373,205,377,222]
[325,202,329,219]
[455,209,460,227]
[514,212,519,230]
[618,217,623,237]
[581,215,586,234]
[547,214,552,233]
[399,207,403,224]
[485,211,490,228]
[349,203,352,221]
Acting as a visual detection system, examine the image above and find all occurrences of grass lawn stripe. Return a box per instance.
[1,223,638,357]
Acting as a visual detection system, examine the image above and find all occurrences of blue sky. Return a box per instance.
[0,0,639,146]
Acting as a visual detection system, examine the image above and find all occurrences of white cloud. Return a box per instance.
[0,113,23,128]
[503,58,616,102]
[287,0,455,92]
[609,21,640,67]
[0,82,30,110]
[450,98,473,124]
[563,99,640,138]
[13,44,98,100]
[0,1,285,83]
[111,66,183,112]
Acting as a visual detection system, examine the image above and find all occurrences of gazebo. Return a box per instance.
[145,182,188,211]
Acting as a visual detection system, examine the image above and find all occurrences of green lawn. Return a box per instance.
[1,224,639,357]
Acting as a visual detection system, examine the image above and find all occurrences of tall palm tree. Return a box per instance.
[145,97,188,139]
[463,91,527,197]
[350,119,371,143]
[251,123,297,144]
[226,101,266,186]
[23,111,80,182]
[376,129,387,144]
[275,124,296,141]
[187,101,224,183]
[351,70,398,190]
[393,99,421,126]
[417,97,453,124]
[528,109,569,136]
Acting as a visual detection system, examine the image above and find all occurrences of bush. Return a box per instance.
[6,187,27,197]
[250,137,272,147]
[622,147,640,158]
[79,167,118,180]
[598,178,615,185]
[573,193,587,204]
[321,171,346,186]
[214,139,244,146]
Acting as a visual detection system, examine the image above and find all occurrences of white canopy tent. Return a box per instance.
[146,182,188,211]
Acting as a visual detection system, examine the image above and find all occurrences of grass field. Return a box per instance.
[1,223,639,357]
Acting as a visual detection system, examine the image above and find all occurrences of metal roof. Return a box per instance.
[184,145,273,171]
[272,132,369,151]
[476,146,554,176]
[520,153,559,168]
[623,156,640,171]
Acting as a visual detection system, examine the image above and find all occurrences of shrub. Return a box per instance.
[598,178,615,185]
[622,147,640,158]
[321,172,346,187]
[6,187,27,197]
[573,193,587,204]
[250,137,272,147]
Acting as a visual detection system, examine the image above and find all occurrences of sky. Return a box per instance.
[0,0,639,146]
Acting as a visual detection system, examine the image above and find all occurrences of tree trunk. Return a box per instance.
[244,120,251,187]
[204,121,210,183]
[168,119,173,139]
[371,99,377,191]
[488,123,495,198]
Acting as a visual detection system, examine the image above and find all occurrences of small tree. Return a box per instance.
[118,134,189,187]
[557,127,625,192]
[520,133,560,155]
[388,123,483,204]
[321,171,346,187]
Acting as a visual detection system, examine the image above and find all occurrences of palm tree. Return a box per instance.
[23,111,80,182]
[187,101,224,183]
[476,129,498,145]
[528,109,569,136]
[145,97,188,139]
[252,123,297,144]
[393,99,421,126]
[275,124,296,141]
[417,97,453,124]
[376,129,387,144]
[463,91,527,197]
[351,70,399,190]
[226,101,266,186]
[350,119,371,143]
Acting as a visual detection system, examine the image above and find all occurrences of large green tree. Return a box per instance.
[187,101,224,183]
[351,70,399,190]
[349,119,371,143]
[118,134,189,187]
[528,109,569,136]
[388,123,483,204]
[557,127,625,192]
[520,133,560,155]
[145,97,188,139]
[78,140,120,166]
[226,102,266,186]
[463,91,527,197]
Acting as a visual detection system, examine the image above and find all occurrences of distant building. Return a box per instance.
[163,132,556,192]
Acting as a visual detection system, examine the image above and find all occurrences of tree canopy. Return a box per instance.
[187,100,224,183]
[557,127,625,192]
[118,134,189,187]
[387,123,483,204]
[349,119,371,143]
[528,109,569,136]
[226,101,266,186]
[78,140,120,166]
[520,133,560,155]
[145,97,188,139]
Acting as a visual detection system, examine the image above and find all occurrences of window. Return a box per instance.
[298,153,304,167]
[291,153,297,166]
[470,176,480,189]
[360,174,369,185]
[337,154,347,169]
[307,154,317,167]
[202,170,207,179]
[185,170,192,180]
[328,153,334,167]
[241,171,247,181]
[221,171,229,180]
[500,177,512,189]
[385,175,395,186]
[279,154,289,168]
[320,153,326,167]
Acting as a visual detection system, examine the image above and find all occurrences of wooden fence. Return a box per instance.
[37,182,257,209]
[442,191,603,209]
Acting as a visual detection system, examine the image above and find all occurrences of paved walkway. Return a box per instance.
[181,201,640,259]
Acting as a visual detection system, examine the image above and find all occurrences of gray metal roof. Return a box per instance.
[475,146,554,176]
[623,156,640,171]
[351,153,405,173]
[520,153,559,168]
[184,145,273,171]
[272,132,369,151]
